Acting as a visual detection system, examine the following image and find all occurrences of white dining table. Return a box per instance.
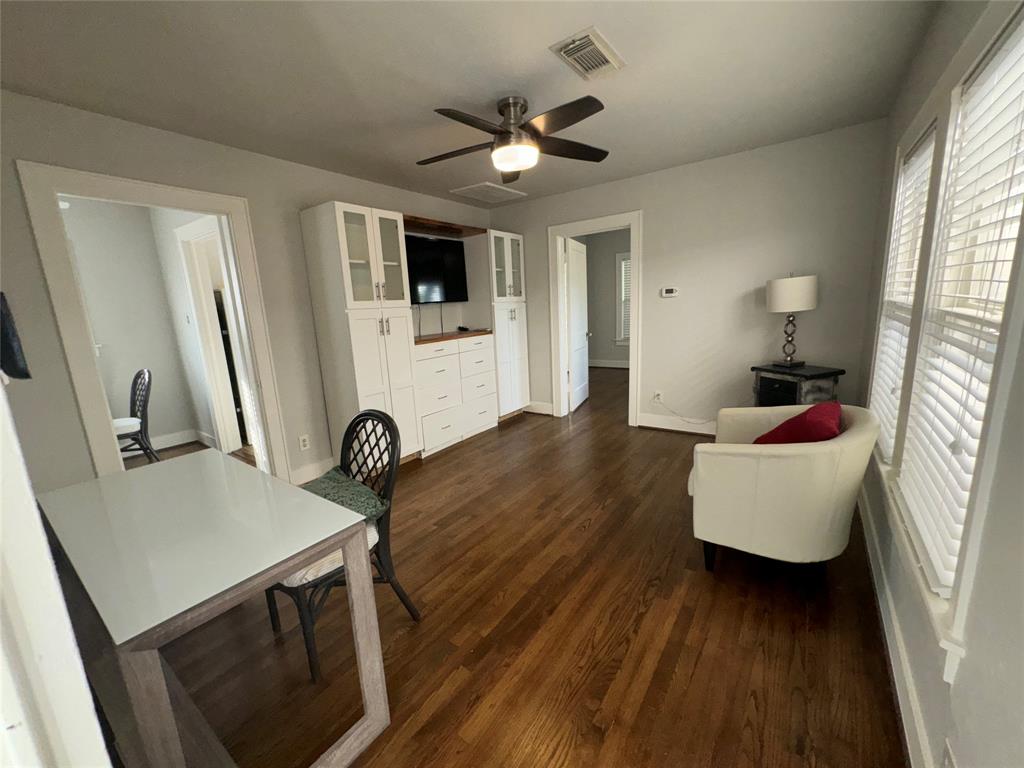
[38,449,389,768]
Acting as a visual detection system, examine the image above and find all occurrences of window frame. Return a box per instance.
[615,251,631,345]
[864,2,1024,665]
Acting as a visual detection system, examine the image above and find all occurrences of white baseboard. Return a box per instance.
[589,359,629,369]
[859,486,933,768]
[637,412,716,436]
[147,429,199,450]
[525,401,554,415]
[196,430,218,449]
[289,456,338,486]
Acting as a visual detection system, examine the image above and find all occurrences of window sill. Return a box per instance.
[864,450,965,683]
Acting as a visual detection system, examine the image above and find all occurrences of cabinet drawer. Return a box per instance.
[460,347,495,375]
[458,334,493,353]
[414,341,459,361]
[462,394,498,435]
[416,379,462,417]
[415,356,460,390]
[462,370,497,401]
[422,406,461,451]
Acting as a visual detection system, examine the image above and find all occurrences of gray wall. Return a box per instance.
[578,229,631,366]
[491,120,889,424]
[858,3,1023,767]
[2,89,489,491]
[60,198,199,440]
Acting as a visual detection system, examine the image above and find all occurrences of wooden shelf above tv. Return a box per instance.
[403,214,487,239]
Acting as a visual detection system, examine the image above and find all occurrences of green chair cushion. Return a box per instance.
[301,467,386,521]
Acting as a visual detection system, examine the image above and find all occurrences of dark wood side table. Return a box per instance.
[751,364,846,406]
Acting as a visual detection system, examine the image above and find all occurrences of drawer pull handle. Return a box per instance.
[478,410,487,415]
[476,384,485,388]
[435,369,446,373]
[438,395,448,400]
[441,425,451,430]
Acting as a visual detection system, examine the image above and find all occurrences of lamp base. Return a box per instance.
[772,358,806,368]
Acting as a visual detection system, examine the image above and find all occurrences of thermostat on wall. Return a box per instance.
[660,287,679,298]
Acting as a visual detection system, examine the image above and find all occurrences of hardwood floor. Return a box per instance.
[124,441,256,470]
[164,368,905,768]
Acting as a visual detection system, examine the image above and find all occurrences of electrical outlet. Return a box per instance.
[298,434,311,451]
[653,391,663,403]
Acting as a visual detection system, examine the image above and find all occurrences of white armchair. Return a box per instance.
[688,404,879,568]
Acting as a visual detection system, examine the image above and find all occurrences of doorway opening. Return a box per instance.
[547,211,642,424]
[58,196,261,470]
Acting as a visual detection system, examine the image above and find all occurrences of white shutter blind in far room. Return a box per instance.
[869,131,936,462]
[896,15,1024,595]
[620,256,632,339]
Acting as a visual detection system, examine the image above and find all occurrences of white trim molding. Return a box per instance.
[524,401,554,416]
[548,210,642,426]
[15,160,290,481]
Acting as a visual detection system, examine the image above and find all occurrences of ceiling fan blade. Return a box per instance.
[435,108,509,136]
[501,171,521,184]
[536,135,609,162]
[417,142,492,165]
[523,96,604,137]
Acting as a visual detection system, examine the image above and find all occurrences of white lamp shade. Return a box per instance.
[766,275,818,313]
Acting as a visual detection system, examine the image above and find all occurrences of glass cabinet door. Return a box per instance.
[509,237,524,299]
[342,209,376,304]
[375,213,408,305]
[493,234,508,299]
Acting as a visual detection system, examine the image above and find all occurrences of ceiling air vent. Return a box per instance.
[551,27,625,80]
[450,182,528,204]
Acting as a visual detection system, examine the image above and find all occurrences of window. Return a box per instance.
[870,131,936,461]
[616,252,631,344]
[895,17,1024,595]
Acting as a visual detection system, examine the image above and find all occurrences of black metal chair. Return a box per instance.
[265,409,420,682]
[114,369,160,463]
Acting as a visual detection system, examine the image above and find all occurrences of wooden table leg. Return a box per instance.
[117,648,187,768]
[311,524,390,767]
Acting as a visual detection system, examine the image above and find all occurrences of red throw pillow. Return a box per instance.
[753,401,842,444]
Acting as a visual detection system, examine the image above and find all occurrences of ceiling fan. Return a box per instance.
[417,95,609,183]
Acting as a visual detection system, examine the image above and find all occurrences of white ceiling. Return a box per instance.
[1,2,936,207]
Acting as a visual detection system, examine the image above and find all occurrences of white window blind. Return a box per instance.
[617,253,631,341]
[870,132,936,461]
[897,17,1024,594]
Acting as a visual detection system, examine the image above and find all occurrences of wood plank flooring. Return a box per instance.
[164,368,905,768]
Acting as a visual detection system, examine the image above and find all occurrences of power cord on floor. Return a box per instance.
[651,391,755,425]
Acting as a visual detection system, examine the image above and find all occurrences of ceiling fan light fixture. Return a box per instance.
[491,136,539,172]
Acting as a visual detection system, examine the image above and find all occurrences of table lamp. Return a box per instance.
[766,275,817,368]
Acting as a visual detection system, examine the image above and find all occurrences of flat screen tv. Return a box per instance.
[405,234,468,304]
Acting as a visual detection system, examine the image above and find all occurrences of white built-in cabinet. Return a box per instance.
[301,202,421,457]
[465,231,530,416]
[490,230,526,302]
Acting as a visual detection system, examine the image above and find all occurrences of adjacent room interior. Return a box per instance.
[2,3,1021,768]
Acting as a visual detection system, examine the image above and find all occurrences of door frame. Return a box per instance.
[175,216,244,453]
[16,160,289,480]
[547,211,642,424]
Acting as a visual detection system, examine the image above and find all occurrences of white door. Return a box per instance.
[382,308,421,454]
[493,304,516,415]
[373,209,412,308]
[335,203,380,308]
[567,238,590,411]
[178,225,244,453]
[348,309,391,411]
